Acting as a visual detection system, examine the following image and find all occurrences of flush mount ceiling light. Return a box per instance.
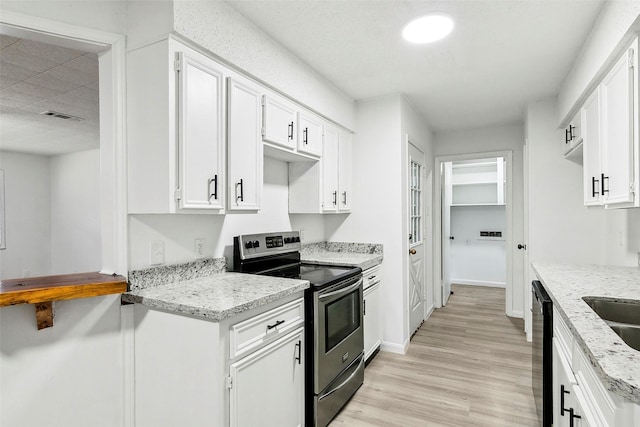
[402,14,454,44]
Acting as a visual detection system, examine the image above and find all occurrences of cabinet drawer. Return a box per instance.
[230,298,304,359]
[553,307,574,362]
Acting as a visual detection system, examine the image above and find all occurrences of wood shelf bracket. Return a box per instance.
[35,301,54,330]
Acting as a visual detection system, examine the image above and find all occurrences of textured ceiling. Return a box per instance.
[226,0,604,132]
[0,35,99,156]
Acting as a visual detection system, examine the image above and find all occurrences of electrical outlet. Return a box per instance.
[195,238,206,259]
[300,229,305,242]
[149,241,165,265]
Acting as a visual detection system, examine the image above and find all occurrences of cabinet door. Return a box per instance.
[229,328,304,427]
[583,89,602,206]
[297,111,323,157]
[227,76,262,211]
[177,51,225,210]
[553,338,577,427]
[363,282,381,361]
[338,130,353,211]
[262,94,297,150]
[322,125,339,212]
[601,46,635,206]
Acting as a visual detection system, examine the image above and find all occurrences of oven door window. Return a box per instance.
[325,291,361,352]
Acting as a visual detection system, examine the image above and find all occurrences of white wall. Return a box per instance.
[0,151,51,279]
[327,95,434,353]
[128,157,325,270]
[526,100,605,267]
[450,205,506,286]
[50,149,102,274]
[558,3,640,124]
[125,0,355,130]
[434,123,526,316]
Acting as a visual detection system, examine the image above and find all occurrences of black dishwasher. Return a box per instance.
[532,280,552,427]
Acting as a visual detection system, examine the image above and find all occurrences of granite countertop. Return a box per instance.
[122,272,309,322]
[532,262,640,404]
[301,242,383,270]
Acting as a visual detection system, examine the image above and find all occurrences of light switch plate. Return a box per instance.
[195,238,206,259]
[149,241,165,265]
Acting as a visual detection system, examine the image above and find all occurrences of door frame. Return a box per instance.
[433,150,514,316]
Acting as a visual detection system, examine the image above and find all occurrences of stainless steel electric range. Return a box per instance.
[233,231,364,427]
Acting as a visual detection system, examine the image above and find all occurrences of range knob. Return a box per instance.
[245,240,253,249]
[284,237,292,244]
[294,236,300,243]
[253,240,260,248]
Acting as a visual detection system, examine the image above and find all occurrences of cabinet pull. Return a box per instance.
[295,340,301,365]
[236,179,244,203]
[560,384,570,416]
[303,127,308,144]
[288,122,294,140]
[208,175,218,201]
[569,124,575,140]
[363,300,366,316]
[565,128,571,144]
[342,191,347,206]
[267,319,285,331]
[601,173,609,195]
[591,176,600,198]
[569,408,581,427]
[332,191,337,206]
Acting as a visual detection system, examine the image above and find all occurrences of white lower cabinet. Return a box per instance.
[132,294,305,427]
[229,328,305,427]
[552,309,639,427]
[363,265,382,362]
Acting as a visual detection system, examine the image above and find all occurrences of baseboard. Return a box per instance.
[380,338,409,355]
[451,279,506,288]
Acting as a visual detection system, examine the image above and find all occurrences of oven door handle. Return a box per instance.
[318,278,363,300]
[318,356,365,401]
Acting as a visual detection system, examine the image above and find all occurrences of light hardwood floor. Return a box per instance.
[331,284,538,427]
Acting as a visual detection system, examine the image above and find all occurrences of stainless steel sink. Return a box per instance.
[583,297,640,351]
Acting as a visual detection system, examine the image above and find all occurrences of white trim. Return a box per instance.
[434,150,514,317]
[451,279,506,288]
[380,339,410,355]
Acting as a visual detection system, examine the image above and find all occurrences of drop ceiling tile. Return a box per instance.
[24,71,81,94]
[17,39,84,65]
[0,35,20,50]
[64,54,99,82]
[0,74,20,90]
[47,64,96,87]
[0,47,58,74]
[0,61,35,82]
[6,81,63,99]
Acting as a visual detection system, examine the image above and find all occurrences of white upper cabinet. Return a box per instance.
[600,41,636,206]
[227,76,263,211]
[563,110,583,156]
[297,111,323,157]
[127,38,226,214]
[322,124,352,213]
[582,89,602,206]
[262,93,297,151]
[177,51,225,211]
[579,37,639,208]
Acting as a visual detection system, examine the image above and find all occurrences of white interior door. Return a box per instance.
[408,143,425,336]
[441,162,453,306]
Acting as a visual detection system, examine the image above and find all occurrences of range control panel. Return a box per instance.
[235,231,301,259]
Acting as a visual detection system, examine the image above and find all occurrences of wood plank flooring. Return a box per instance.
[330,284,538,426]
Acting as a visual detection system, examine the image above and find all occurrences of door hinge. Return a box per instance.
[629,48,635,68]
[261,127,266,136]
[174,188,182,201]
[174,58,182,72]
[261,95,266,106]
[226,375,233,390]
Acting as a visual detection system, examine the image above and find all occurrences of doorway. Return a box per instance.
[0,13,127,277]
[434,151,514,316]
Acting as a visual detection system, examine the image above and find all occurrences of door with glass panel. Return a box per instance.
[408,143,425,336]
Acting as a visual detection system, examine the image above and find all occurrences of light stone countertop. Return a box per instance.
[122,272,309,322]
[301,242,383,270]
[532,262,640,404]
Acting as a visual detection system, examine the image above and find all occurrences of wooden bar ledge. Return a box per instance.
[0,272,127,330]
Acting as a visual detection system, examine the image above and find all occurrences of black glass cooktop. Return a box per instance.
[259,263,361,288]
